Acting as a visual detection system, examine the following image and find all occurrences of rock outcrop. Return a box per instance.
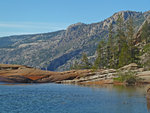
[119,63,138,71]
[0,64,95,83]
[0,75,33,83]
[60,69,116,84]
[0,64,55,83]
[0,63,150,85]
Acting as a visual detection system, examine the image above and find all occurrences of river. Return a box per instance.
[0,83,150,113]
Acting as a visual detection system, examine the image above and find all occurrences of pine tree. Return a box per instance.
[116,14,126,68]
[71,61,79,70]
[107,23,114,68]
[108,23,113,47]
[126,17,134,47]
[80,53,91,69]
[118,43,130,67]
[94,40,106,69]
[116,14,134,68]
[141,20,150,44]
[126,17,135,63]
[116,14,126,52]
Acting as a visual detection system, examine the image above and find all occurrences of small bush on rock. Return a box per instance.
[114,71,138,85]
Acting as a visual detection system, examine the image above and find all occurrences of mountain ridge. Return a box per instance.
[0,10,149,71]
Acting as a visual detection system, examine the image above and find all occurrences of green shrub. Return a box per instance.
[143,43,150,53]
[114,71,138,85]
[141,44,150,70]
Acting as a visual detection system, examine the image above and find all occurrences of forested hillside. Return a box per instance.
[72,15,150,71]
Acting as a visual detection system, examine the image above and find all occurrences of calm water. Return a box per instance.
[0,83,150,113]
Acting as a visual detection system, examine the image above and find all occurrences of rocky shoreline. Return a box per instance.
[0,63,150,85]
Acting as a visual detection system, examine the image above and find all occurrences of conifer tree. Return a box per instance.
[71,61,79,70]
[116,14,126,67]
[94,40,105,69]
[126,17,134,47]
[116,14,133,68]
[141,20,150,44]
[116,14,126,52]
[126,17,135,63]
[80,53,91,69]
[107,23,114,68]
[118,43,130,67]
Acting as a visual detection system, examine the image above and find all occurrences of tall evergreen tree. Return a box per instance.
[94,40,106,69]
[107,23,114,68]
[118,43,130,67]
[80,53,91,69]
[141,20,150,44]
[126,17,134,47]
[116,14,126,68]
[71,61,79,70]
[71,53,91,70]
[116,14,126,52]
[126,17,135,63]
[108,23,113,46]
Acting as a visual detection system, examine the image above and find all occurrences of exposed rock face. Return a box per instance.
[36,70,93,83]
[137,71,150,83]
[0,63,150,85]
[0,75,33,83]
[135,16,150,42]
[0,11,149,71]
[0,64,96,83]
[0,64,55,83]
[57,64,150,85]
[119,63,138,71]
[60,69,116,84]
[0,64,117,84]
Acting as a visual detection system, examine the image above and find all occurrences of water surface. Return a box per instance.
[0,83,150,113]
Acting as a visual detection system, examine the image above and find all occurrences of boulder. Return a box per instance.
[137,71,150,76]
[119,63,138,71]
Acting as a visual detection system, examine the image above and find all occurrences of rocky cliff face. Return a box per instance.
[0,11,149,71]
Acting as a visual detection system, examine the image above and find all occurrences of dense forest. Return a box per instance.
[71,15,150,70]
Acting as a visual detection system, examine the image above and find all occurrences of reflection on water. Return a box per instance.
[77,84,150,112]
[0,82,32,86]
[0,83,150,113]
[147,98,150,111]
[80,84,148,95]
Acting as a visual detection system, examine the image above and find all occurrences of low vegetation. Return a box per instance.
[114,71,139,85]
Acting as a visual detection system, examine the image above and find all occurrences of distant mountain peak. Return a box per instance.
[117,10,139,13]
[100,11,143,29]
[66,22,86,35]
[144,10,150,18]
[112,10,142,21]
[67,22,85,29]
[144,10,150,14]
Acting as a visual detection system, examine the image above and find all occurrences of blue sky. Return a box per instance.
[0,0,150,37]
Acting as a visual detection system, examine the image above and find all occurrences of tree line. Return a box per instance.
[71,15,150,70]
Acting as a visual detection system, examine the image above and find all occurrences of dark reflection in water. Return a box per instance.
[79,84,150,112]
[147,98,150,111]
[0,83,150,113]
[0,82,32,85]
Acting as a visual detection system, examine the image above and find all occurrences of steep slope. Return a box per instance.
[136,15,150,41]
[0,11,149,71]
